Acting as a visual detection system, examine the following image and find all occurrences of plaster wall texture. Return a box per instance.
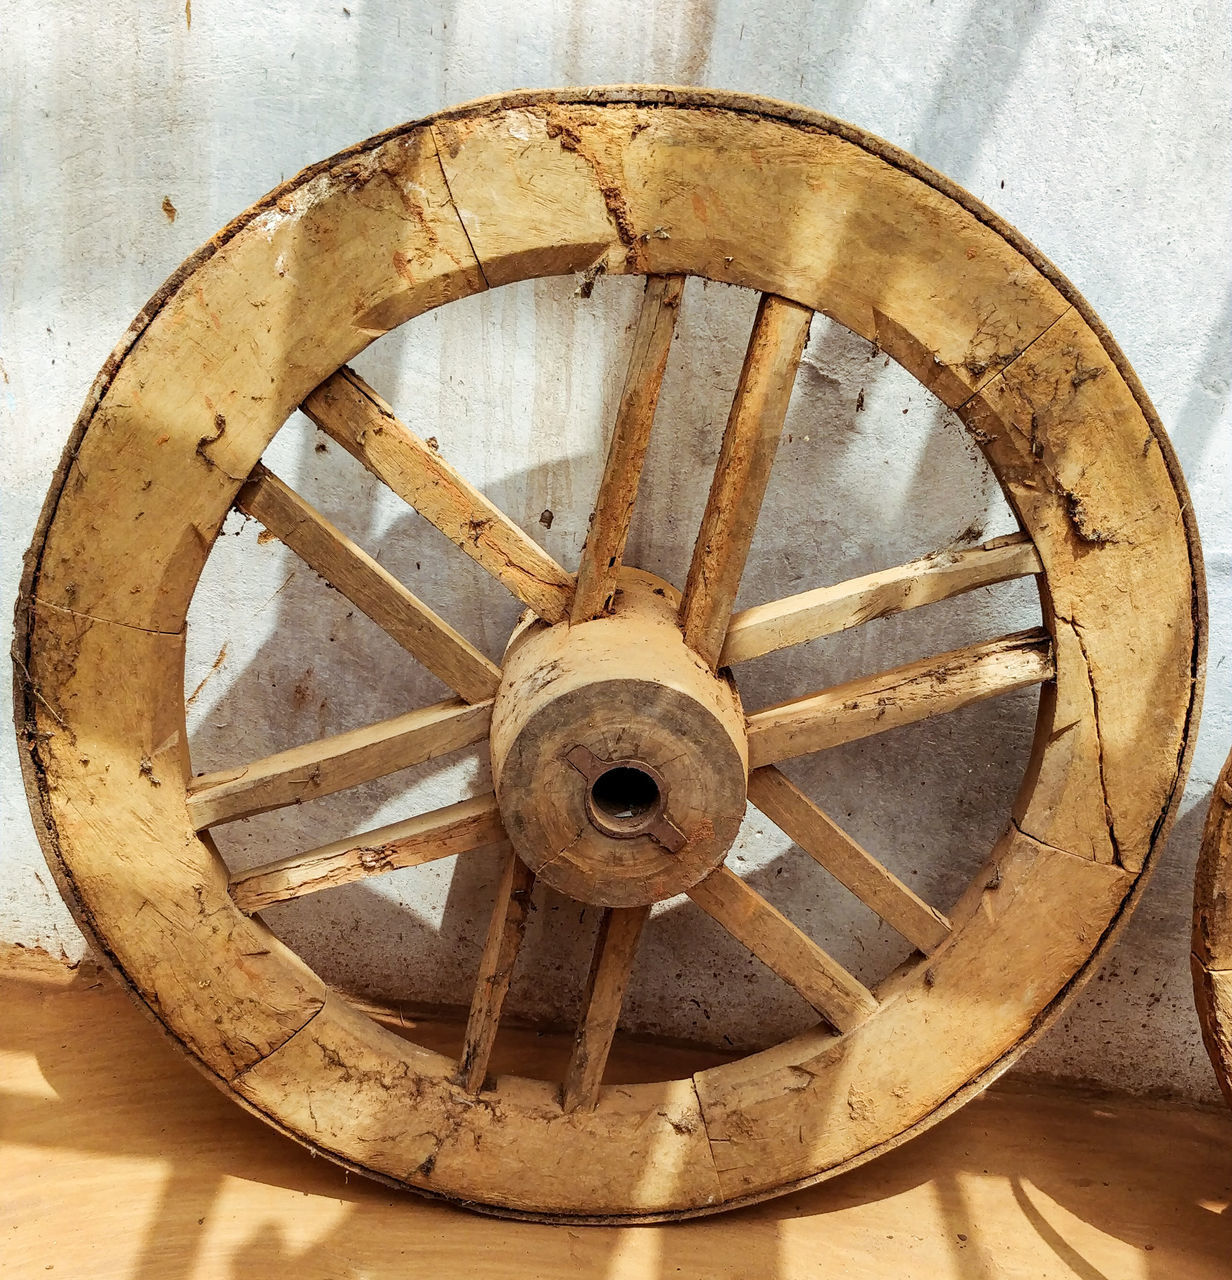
[3,0,1229,1101]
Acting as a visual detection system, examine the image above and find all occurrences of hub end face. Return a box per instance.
[490,570,748,908]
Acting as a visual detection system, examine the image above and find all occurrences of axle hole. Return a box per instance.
[590,766,661,826]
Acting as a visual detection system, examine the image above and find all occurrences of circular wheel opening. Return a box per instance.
[588,764,663,837]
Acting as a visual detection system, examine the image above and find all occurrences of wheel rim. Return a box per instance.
[1195,746,1232,1106]
[15,88,1204,1220]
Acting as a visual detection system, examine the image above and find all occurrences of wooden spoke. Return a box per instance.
[186,698,491,829]
[562,905,651,1112]
[686,867,877,1033]
[303,367,575,623]
[748,766,951,954]
[721,533,1042,666]
[457,849,536,1093]
[229,794,505,915]
[747,629,1053,769]
[237,465,500,703]
[572,275,685,622]
[680,294,813,668]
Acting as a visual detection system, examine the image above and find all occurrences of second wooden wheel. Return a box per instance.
[1195,747,1232,1106]
[15,89,1203,1220]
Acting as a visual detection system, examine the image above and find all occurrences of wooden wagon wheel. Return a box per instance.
[1195,746,1232,1105]
[15,89,1204,1221]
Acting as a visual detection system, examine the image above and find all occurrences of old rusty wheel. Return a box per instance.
[1195,746,1232,1106]
[15,89,1204,1220]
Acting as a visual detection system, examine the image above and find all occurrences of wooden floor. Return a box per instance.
[3,947,1230,1279]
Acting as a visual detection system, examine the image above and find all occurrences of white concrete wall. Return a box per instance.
[3,0,1229,1100]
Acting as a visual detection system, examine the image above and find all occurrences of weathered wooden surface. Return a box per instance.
[721,534,1041,667]
[572,274,684,622]
[230,795,507,915]
[692,827,1135,1203]
[687,866,877,1033]
[235,992,725,1216]
[490,569,749,910]
[304,367,575,624]
[959,306,1200,873]
[747,765,951,954]
[562,905,651,1112]
[433,97,1071,391]
[18,609,327,1081]
[1194,746,1232,1106]
[745,631,1054,769]
[679,294,812,668]
[237,465,500,702]
[30,128,486,632]
[186,698,492,829]
[14,89,1203,1219]
[457,848,537,1093]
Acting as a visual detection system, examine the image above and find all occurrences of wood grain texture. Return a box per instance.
[457,850,536,1093]
[236,992,723,1217]
[30,126,486,633]
[490,569,749,910]
[722,534,1042,666]
[562,905,651,1112]
[237,465,500,702]
[303,367,575,623]
[687,867,877,1033]
[434,99,1071,398]
[20,608,328,1081]
[230,795,506,915]
[747,630,1053,769]
[959,306,1199,872]
[748,766,951,954]
[572,275,684,622]
[680,294,813,668]
[1013,616,1118,865]
[186,698,492,829]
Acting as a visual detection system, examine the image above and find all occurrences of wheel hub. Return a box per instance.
[489,569,749,907]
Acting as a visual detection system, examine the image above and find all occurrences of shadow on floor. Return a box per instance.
[3,953,1229,1280]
